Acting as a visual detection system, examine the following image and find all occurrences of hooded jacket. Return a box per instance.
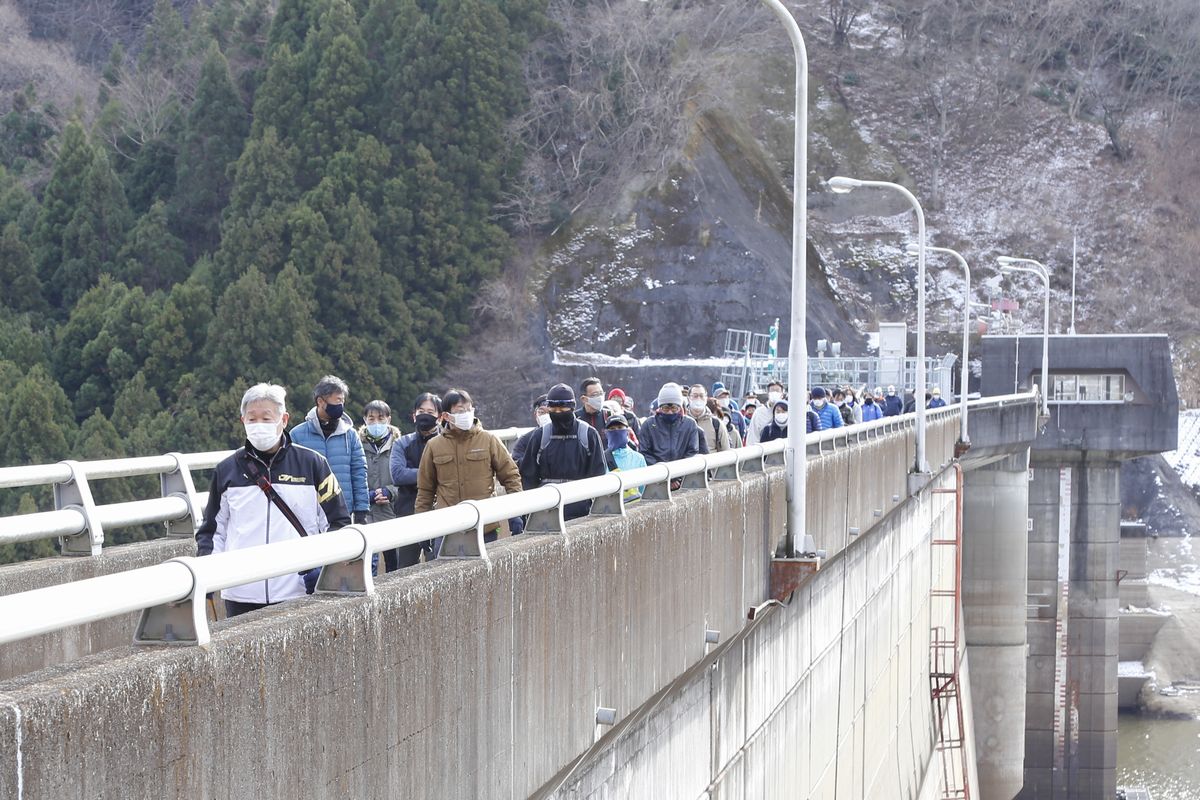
[414,420,522,516]
[195,433,351,604]
[861,401,884,422]
[638,413,702,465]
[290,408,369,515]
[359,423,402,524]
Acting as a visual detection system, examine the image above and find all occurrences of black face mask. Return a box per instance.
[323,402,344,420]
[549,411,576,434]
[414,413,438,432]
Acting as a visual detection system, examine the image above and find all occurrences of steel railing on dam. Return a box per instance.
[0,394,1035,652]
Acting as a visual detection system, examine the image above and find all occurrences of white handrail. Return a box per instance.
[0,393,1039,649]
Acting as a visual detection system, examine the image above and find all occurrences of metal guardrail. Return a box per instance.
[0,395,1035,650]
[0,430,529,555]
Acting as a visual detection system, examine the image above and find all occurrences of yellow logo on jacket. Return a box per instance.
[275,474,307,484]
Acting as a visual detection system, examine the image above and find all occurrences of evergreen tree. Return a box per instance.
[215,127,300,283]
[55,149,133,307]
[172,43,249,255]
[53,278,152,420]
[250,44,307,143]
[141,277,214,398]
[122,138,179,217]
[117,200,189,292]
[141,0,189,78]
[0,165,35,233]
[204,265,329,388]
[0,493,58,563]
[296,18,370,184]
[0,223,46,314]
[32,121,94,305]
[268,0,325,57]
[0,314,49,372]
[3,365,75,468]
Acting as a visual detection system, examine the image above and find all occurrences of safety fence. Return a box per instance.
[0,395,1035,650]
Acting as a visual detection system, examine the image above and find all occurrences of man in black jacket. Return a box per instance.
[520,383,607,520]
[196,383,350,618]
[385,392,442,571]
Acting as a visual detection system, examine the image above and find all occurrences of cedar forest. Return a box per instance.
[0,0,544,560]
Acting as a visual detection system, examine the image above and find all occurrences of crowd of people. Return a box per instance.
[196,374,947,618]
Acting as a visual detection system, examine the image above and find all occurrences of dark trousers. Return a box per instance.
[384,542,432,573]
[225,599,272,618]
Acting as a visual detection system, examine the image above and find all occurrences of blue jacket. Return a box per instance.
[809,401,843,430]
[290,409,369,514]
[861,402,883,422]
[928,397,947,408]
[882,395,904,416]
[638,413,702,465]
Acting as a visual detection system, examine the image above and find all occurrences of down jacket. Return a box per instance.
[290,408,369,516]
[360,424,402,524]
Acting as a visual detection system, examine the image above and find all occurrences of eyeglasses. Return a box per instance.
[658,404,682,412]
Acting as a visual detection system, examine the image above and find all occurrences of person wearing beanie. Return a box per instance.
[808,386,844,431]
[638,382,702,471]
[519,383,607,520]
[606,386,642,439]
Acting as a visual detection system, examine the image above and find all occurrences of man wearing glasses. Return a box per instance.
[637,383,702,485]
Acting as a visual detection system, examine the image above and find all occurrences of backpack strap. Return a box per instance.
[537,419,591,466]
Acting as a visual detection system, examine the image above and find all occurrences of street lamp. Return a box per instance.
[997,256,1051,416]
[757,0,809,558]
[906,243,971,447]
[829,176,929,474]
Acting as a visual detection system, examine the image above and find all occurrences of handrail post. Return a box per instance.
[437,502,489,560]
[161,452,202,538]
[134,557,207,646]
[315,525,374,594]
[54,460,103,556]
[524,486,567,533]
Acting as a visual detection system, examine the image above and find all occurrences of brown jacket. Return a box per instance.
[414,420,522,514]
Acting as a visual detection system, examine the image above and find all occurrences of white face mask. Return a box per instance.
[585,395,604,412]
[244,422,281,451]
[768,391,782,404]
[537,412,551,427]
[774,413,789,426]
[450,410,474,431]
[716,397,730,409]
[813,398,826,408]
[689,399,707,413]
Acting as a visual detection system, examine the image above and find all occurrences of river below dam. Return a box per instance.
[1116,533,1200,798]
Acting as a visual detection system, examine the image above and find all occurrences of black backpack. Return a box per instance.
[536,418,592,465]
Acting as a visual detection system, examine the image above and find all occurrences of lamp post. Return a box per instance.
[997,256,1051,416]
[907,243,971,446]
[756,0,809,558]
[828,176,929,474]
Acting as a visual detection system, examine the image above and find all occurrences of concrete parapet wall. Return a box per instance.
[0,538,194,682]
[0,472,779,800]
[547,470,965,799]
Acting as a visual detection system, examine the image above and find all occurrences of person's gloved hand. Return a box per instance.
[373,487,392,504]
[302,568,320,594]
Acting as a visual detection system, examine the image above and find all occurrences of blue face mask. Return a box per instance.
[606,429,630,450]
[366,423,388,439]
[659,411,681,425]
